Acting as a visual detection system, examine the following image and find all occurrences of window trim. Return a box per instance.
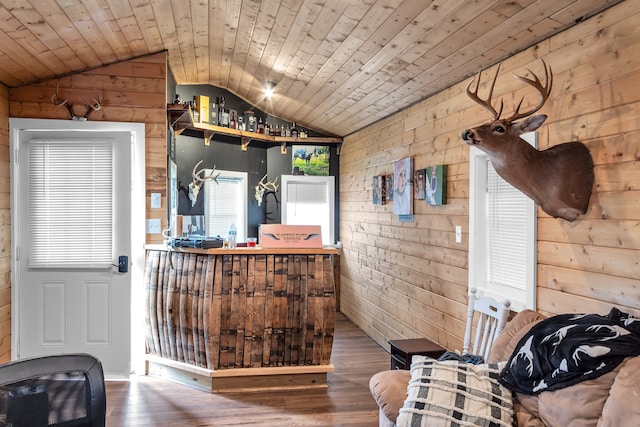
[281,175,335,246]
[468,132,537,312]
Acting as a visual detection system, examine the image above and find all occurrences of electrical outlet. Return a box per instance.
[455,225,462,244]
[151,192,161,209]
[146,219,161,234]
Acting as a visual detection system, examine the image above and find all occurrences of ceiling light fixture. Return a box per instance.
[264,81,276,99]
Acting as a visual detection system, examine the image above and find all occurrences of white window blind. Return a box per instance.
[204,171,247,241]
[28,140,114,268]
[281,175,335,245]
[468,132,537,312]
[487,162,528,292]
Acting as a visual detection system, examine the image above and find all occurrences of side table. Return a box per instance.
[388,338,446,370]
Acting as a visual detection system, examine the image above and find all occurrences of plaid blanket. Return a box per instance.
[499,307,640,394]
[398,357,513,427]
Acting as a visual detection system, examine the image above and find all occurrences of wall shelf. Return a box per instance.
[168,104,342,152]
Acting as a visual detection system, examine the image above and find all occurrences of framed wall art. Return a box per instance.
[385,174,394,201]
[393,157,413,215]
[292,145,330,176]
[425,165,447,205]
[372,175,385,205]
[414,168,426,200]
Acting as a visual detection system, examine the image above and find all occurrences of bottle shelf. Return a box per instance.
[167,104,342,152]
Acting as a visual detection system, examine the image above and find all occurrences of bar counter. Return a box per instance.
[143,244,338,392]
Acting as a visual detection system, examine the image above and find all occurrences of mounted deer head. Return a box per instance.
[188,160,219,207]
[461,60,594,221]
[51,83,102,121]
[254,174,279,207]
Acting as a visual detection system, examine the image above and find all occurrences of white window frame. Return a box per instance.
[203,170,248,242]
[281,175,335,246]
[468,132,537,312]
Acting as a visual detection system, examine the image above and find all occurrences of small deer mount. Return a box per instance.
[51,82,102,121]
[188,160,220,207]
[461,60,594,221]
[254,174,279,207]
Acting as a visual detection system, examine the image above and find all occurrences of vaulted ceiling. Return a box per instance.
[0,0,623,137]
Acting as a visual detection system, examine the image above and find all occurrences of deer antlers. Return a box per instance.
[188,160,220,207]
[254,174,279,207]
[466,59,552,123]
[51,82,102,121]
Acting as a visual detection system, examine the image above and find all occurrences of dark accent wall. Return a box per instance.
[174,84,340,241]
[176,134,341,242]
[176,135,267,238]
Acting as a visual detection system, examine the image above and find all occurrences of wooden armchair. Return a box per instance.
[463,287,511,361]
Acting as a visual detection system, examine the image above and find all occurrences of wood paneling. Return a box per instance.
[339,1,640,353]
[0,52,168,361]
[0,0,623,138]
[8,52,167,245]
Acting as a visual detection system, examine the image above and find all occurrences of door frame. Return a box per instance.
[9,118,146,375]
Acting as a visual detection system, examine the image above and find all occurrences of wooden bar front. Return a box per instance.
[143,246,338,392]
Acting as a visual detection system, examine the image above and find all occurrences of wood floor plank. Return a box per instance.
[106,312,390,426]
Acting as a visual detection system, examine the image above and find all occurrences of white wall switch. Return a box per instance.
[455,225,462,244]
[146,219,161,234]
[151,192,161,209]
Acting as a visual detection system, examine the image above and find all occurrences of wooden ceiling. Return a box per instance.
[0,0,623,137]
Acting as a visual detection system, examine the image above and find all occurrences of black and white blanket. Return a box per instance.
[499,307,640,394]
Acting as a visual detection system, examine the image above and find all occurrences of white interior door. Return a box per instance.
[10,119,146,378]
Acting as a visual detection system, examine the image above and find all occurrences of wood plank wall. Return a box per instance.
[0,52,168,363]
[0,85,9,362]
[339,1,640,353]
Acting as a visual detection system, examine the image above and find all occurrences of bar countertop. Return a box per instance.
[145,244,340,256]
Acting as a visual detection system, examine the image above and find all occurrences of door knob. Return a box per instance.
[117,255,128,273]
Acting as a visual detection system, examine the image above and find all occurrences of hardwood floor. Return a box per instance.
[106,313,390,426]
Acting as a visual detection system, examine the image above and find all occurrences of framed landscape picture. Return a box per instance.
[425,165,447,205]
[292,145,330,176]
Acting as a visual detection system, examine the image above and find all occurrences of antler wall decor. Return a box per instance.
[51,82,102,121]
[188,160,220,207]
[254,174,279,207]
[461,60,594,221]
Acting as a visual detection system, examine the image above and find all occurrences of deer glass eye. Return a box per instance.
[492,125,506,133]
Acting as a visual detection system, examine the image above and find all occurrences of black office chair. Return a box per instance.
[0,353,106,427]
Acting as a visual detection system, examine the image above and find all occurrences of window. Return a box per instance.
[281,175,335,246]
[468,132,537,312]
[204,170,247,241]
[28,139,114,268]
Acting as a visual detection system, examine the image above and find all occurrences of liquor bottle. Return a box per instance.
[291,122,298,138]
[230,111,236,129]
[258,117,264,134]
[210,98,217,125]
[218,97,226,126]
[192,97,199,122]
